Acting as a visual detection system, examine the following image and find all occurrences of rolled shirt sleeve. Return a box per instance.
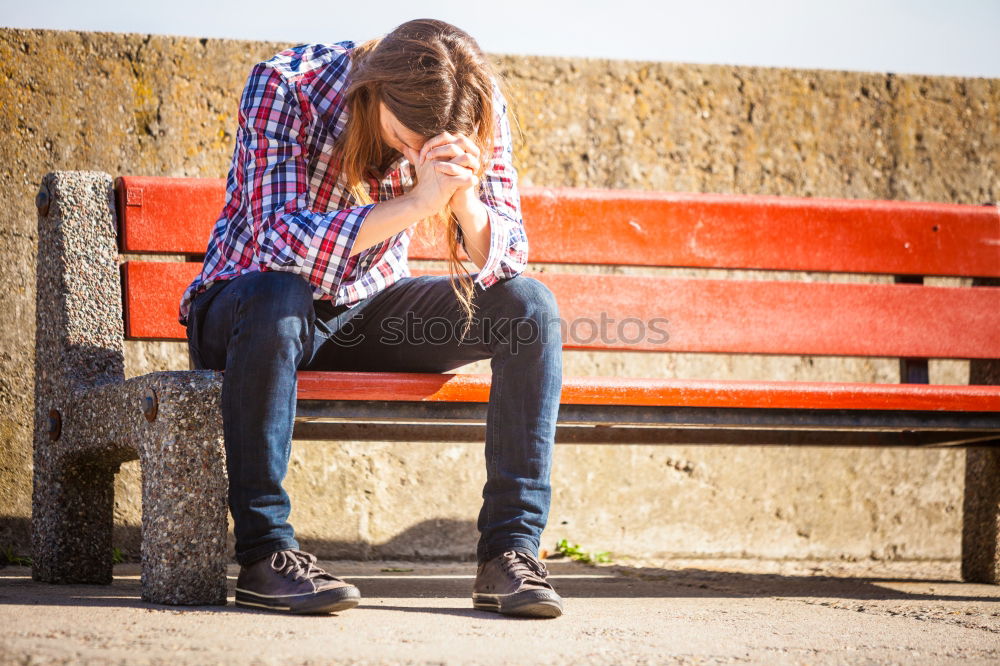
[240,61,373,294]
[468,83,530,290]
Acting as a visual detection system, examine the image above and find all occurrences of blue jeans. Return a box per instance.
[185,270,563,566]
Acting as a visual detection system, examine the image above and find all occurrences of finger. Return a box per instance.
[452,172,479,189]
[433,160,478,176]
[447,153,481,172]
[418,132,458,164]
[428,133,479,161]
[440,174,479,193]
[402,145,420,166]
[451,134,481,160]
[424,143,464,163]
[437,169,479,192]
[460,173,479,188]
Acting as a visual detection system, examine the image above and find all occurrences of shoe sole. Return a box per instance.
[473,590,563,618]
[236,585,361,615]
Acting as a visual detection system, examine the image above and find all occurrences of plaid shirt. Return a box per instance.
[178,41,528,325]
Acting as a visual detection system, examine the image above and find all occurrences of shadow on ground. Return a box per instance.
[2,558,996,617]
[4,513,998,618]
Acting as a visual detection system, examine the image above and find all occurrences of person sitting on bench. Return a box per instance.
[179,18,565,618]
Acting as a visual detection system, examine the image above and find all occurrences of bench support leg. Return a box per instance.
[31,457,118,585]
[966,291,1000,585]
[137,380,229,605]
[962,448,1000,584]
[32,171,126,586]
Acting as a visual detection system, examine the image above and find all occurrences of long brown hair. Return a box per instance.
[336,19,506,338]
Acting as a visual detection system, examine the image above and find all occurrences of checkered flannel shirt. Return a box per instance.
[178,40,528,325]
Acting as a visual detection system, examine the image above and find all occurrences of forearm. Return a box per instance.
[348,194,427,258]
[451,195,491,270]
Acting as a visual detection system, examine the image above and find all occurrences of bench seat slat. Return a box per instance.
[116,176,1000,277]
[295,370,1000,413]
[123,261,1000,359]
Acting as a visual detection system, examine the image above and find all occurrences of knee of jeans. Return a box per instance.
[486,275,561,336]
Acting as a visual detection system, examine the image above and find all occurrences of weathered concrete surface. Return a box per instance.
[1,558,999,664]
[30,169,228,602]
[1,28,998,561]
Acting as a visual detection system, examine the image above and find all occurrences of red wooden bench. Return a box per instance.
[32,171,1000,606]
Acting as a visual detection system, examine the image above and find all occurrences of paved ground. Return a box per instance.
[1,557,998,665]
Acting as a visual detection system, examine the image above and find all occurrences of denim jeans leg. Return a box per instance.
[186,270,316,566]
[472,277,563,563]
[304,274,564,564]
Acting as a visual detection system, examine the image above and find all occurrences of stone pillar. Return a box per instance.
[963,274,1000,584]
[31,171,128,584]
[136,373,229,605]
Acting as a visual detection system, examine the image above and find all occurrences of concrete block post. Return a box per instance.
[32,172,127,584]
[62,372,229,605]
[32,171,231,605]
[135,373,229,605]
[964,275,1000,584]
[963,447,1000,583]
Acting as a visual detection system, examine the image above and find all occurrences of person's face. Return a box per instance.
[378,102,426,157]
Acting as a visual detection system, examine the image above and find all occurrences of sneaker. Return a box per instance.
[472,550,563,618]
[235,549,361,614]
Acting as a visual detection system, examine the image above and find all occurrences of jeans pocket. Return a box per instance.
[186,281,228,370]
[185,304,206,370]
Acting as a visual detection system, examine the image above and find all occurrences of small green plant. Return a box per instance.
[552,538,611,565]
[2,545,32,567]
[112,547,126,564]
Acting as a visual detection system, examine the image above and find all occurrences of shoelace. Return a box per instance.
[498,551,552,587]
[271,549,341,583]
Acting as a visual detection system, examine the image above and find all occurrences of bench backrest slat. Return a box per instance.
[123,260,1000,359]
[116,177,1000,278]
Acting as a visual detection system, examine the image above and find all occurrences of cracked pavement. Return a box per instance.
[1,558,998,664]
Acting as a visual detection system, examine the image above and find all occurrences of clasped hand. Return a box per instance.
[402,132,482,219]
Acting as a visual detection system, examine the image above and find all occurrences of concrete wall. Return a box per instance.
[1,28,997,561]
